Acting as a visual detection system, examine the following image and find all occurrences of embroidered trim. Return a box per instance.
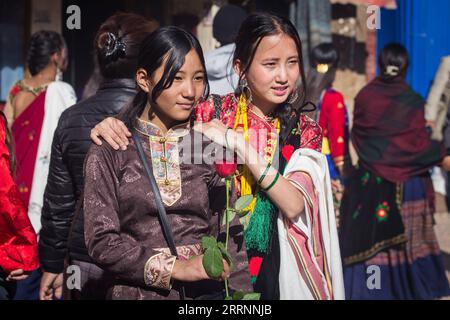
[343,233,408,266]
[287,176,314,209]
[135,118,189,206]
[144,252,177,290]
[155,243,202,261]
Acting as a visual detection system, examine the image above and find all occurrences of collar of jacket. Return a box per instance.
[135,117,191,139]
[98,78,136,91]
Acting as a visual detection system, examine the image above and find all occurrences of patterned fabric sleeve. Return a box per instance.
[0,116,39,273]
[299,114,323,152]
[83,143,176,290]
[195,95,216,122]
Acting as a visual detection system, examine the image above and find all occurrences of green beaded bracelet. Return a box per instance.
[258,162,272,185]
[262,172,280,192]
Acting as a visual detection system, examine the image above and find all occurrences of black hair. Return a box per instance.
[378,43,409,82]
[306,43,340,110]
[119,26,209,129]
[233,12,309,143]
[213,4,248,45]
[27,30,65,76]
[95,12,159,79]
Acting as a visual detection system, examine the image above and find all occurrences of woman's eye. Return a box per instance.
[194,76,204,81]
[288,60,299,65]
[264,62,276,67]
[174,76,183,81]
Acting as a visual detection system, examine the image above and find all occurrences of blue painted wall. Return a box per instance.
[377,0,450,98]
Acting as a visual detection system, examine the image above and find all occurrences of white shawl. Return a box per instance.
[278,148,345,300]
[28,81,77,234]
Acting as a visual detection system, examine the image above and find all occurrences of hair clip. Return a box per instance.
[316,63,329,74]
[385,65,399,76]
[104,32,127,61]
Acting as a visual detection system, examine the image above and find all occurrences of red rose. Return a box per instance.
[215,160,237,178]
[281,144,295,161]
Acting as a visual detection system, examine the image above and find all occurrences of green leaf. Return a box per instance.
[236,209,250,218]
[224,296,233,300]
[242,293,261,300]
[217,242,235,271]
[202,247,224,278]
[232,291,246,300]
[239,213,252,231]
[235,195,254,211]
[221,209,236,226]
[201,236,217,251]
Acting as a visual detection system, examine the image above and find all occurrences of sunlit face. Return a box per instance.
[139,48,206,123]
[238,33,300,111]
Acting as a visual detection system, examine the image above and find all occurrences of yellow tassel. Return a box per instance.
[233,94,281,213]
[234,93,256,212]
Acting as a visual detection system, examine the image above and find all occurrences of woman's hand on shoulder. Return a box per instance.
[91,117,131,150]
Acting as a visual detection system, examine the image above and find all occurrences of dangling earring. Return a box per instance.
[287,88,299,105]
[239,78,253,103]
[55,67,63,82]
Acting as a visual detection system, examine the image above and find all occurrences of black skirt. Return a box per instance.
[339,166,407,266]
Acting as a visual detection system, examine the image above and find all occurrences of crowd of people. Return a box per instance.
[1,7,449,301]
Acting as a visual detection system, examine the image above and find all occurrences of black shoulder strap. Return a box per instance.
[211,94,222,119]
[132,130,185,299]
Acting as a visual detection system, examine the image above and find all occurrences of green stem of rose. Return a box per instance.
[224,177,231,299]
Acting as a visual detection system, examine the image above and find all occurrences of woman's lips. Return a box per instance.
[272,86,289,96]
[176,103,194,110]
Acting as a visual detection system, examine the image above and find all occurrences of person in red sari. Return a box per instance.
[3,30,76,300]
[4,31,75,223]
[90,13,345,300]
[0,111,39,300]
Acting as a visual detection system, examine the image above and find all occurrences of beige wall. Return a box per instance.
[31,0,62,34]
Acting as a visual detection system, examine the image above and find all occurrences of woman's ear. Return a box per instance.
[51,52,60,67]
[136,68,151,93]
[233,59,245,80]
[51,50,67,71]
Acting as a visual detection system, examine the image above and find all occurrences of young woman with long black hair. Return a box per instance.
[83,26,252,300]
[91,13,345,300]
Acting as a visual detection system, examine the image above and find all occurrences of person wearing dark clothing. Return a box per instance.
[38,13,157,300]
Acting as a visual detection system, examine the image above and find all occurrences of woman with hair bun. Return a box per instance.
[3,31,76,232]
[38,13,158,300]
[340,43,450,300]
[2,30,76,299]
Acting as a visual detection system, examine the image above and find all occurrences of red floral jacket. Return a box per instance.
[196,93,322,157]
[0,113,39,274]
